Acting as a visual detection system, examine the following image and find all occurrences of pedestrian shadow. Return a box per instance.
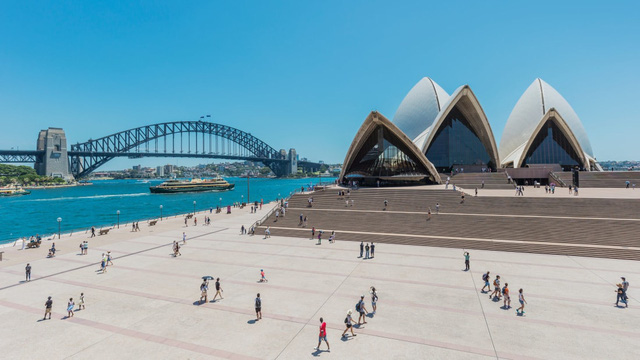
[311,349,326,357]
[366,313,374,318]
[192,300,205,306]
[36,318,47,322]
[247,319,257,324]
[341,335,355,342]
[491,297,501,303]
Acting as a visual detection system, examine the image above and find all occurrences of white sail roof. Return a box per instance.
[500,78,594,163]
[393,77,449,141]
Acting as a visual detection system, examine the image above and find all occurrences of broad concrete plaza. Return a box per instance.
[0,201,638,359]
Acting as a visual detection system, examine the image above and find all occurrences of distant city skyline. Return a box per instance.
[1,1,639,170]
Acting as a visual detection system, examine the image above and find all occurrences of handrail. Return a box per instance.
[548,171,567,187]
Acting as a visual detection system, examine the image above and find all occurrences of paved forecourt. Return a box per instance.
[0,203,639,359]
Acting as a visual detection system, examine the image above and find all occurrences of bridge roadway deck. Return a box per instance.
[262,186,640,261]
[0,202,638,359]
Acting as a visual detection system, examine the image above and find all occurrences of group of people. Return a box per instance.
[358,241,375,259]
[42,293,85,320]
[615,277,630,307]
[98,252,113,273]
[172,241,182,257]
[299,213,308,227]
[199,277,223,304]
[481,270,526,315]
[78,241,89,255]
[315,286,379,352]
[481,271,527,316]
[47,243,56,257]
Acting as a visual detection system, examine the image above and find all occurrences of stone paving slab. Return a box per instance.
[0,202,638,359]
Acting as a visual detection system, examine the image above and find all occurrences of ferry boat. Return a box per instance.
[149,177,235,194]
[0,185,31,197]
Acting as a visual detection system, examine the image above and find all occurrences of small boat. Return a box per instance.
[150,177,235,194]
[0,185,31,197]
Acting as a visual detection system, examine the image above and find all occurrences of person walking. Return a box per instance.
[264,226,271,239]
[106,252,113,266]
[25,263,31,282]
[384,199,388,210]
[365,243,370,259]
[370,242,375,258]
[503,283,511,309]
[370,286,378,314]
[182,232,187,245]
[299,213,303,226]
[200,280,209,304]
[490,275,502,300]
[184,217,188,227]
[435,203,440,214]
[255,293,262,320]
[311,227,315,239]
[359,241,364,258]
[516,289,527,315]
[341,310,356,338]
[91,226,95,238]
[67,298,75,318]
[259,269,268,282]
[43,296,53,320]
[314,317,330,352]
[464,252,470,271]
[475,188,478,197]
[481,271,491,293]
[212,278,223,301]
[427,208,431,221]
[356,295,368,325]
[78,293,85,310]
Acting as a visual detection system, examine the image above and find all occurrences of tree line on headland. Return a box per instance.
[0,164,66,186]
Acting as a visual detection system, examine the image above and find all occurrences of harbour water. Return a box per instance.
[0,177,335,244]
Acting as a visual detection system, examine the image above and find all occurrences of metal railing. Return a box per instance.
[548,171,567,187]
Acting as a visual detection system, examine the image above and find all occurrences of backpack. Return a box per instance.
[482,273,488,282]
[355,302,361,312]
[501,286,506,295]
[344,316,348,324]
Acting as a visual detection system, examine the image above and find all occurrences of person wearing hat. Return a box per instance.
[341,310,356,338]
[356,295,368,325]
[43,296,53,320]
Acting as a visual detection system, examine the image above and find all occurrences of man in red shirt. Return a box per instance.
[314,317,330,352]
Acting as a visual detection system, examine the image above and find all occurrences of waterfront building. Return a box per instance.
[394,78,499,172]
[156,166,165,177]
[500,78,601,171]
[339,111,441,186]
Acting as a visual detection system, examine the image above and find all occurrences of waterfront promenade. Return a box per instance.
[0,198,638,359]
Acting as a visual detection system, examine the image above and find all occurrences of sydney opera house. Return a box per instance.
[340,77,601,186]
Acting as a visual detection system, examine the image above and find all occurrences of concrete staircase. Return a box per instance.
[442,172,514,190]
[555,171,640,188]
[264,188,640,260]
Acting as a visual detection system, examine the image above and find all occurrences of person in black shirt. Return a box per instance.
[213,278,223,301]
[359,241,364,258]
[25,263,31,282]
[43,296,53,320]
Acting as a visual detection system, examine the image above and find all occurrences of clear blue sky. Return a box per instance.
[1,1,638,169]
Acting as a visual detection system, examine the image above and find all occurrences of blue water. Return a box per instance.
[0,177,335,244]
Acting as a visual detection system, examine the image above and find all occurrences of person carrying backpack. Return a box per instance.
[341,310,356,338]
[255,293,262,320]
[481,271,491,293]
[356,295,368,325]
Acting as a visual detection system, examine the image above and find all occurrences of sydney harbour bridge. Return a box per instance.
[0,120,321,178]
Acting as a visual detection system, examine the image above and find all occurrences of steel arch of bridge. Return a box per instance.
[69,121,287,178]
